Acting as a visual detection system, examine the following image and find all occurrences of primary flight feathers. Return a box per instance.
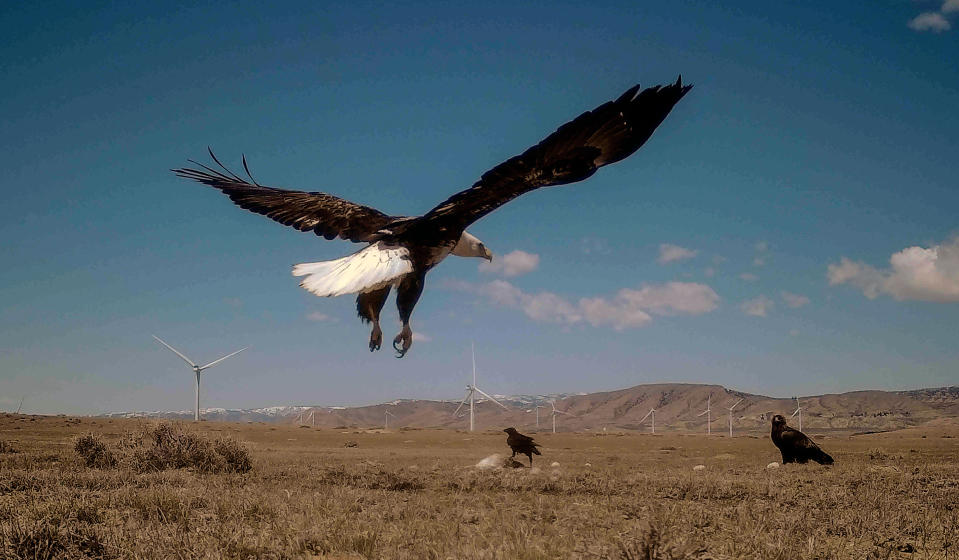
[173,77,692,357]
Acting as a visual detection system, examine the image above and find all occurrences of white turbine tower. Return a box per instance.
[640,407,656,434]
[153,335,247,422]
[385,409,395,430]
[791,396,802,432]
[549,400,573,433]
[727,398,744,437]
[533,404,545,429]
[453,343,507,431]
[697,394,712,435]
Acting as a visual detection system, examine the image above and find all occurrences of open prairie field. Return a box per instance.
[2,414,958,559]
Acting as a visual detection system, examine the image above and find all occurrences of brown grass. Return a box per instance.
[1,413,957,559]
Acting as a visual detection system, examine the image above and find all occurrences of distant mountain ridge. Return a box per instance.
[100,383,959,433]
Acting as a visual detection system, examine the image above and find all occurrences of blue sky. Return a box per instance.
[1,2,957,415]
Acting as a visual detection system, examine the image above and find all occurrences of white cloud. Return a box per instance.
[461,280,719,330]
[944,0,959,14]
[413,332,432,342]
[781,291,810,308]
[739,273,759,282]
[754,241,769,253]
[828,238,959,302]
[617,283,720,315]
[657,244,698,264]
[752,257,766,267]
[741,295,774,317]
[908,11,951,32]
[479,250,540,277]
[704,267,716,278]
[306,311,333,322]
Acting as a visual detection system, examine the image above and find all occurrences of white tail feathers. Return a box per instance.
[292,242,413,297]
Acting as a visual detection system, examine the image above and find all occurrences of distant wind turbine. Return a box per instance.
[152,335,247,422]
[640,407,656,434]
[697,394,712,435]
[727,398,744,437]
[791,397,802,432]
[549,400,573,434]
[16,396,24,415]
[533,404,545,429]
[385,409,395,430]
[453,342,507,431]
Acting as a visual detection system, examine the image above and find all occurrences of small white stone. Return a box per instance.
[550,461,561,468]
[766,462,780,470]
[584,462,592,467]
[693,464,706,471]
[475,454,502,469]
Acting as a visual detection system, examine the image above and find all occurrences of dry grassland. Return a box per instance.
[1,413,958,559]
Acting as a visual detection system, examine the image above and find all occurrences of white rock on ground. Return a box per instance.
[475,454,502,469]
[550,462,560,468]
[693,464,706,471]
[766,462,780,470]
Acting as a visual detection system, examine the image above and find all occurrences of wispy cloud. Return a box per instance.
[828,237,959,302]
[908,2,956,33]
[739,273,759,282]
[909,11,951,32]
[579,237,611,255]
[741,295,774,317]
[479,250,539,277]
[306,311,333,322]
[413,332,432,342]
[455,280,719,331]
[657,244,698,264]
[781,291,810,308]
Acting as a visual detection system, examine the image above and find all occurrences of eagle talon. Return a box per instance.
[392,327,412,358]
[369,326,382,352]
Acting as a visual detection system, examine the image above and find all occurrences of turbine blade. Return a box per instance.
[790,408,800,417]
[729,398,744,410]
[640,409,653,422]
[199,347,248,370]
[453,391,470,417]
[697,409,709,417]
[473,387,509,409]
[153,335,196,368]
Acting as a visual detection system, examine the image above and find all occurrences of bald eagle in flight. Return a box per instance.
[174,77,692,357]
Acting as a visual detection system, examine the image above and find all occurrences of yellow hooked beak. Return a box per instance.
[483,248,493,262]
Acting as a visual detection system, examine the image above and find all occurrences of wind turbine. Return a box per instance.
[697,394,712,435]
[640,407,656,434]
[385,409,395,430]
[452,342,507,431]
[727,398,744,437]
[152,335,247,422]
[15,396,24,415]
[791,396,802,432]
[534,404,545,429]
[549,400,573,434]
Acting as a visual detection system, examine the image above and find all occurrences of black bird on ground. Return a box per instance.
[504,427,541,467]
[173,78,692,358]
[770,414,834,465]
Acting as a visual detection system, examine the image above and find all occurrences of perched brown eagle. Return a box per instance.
[770,414,834,465]
[174,78,692,357]
[504,427,541,467]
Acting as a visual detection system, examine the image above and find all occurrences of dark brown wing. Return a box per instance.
[778,427,834,464]
[416,77,693,233]
[508,431,539,451]
[173,150,395,243]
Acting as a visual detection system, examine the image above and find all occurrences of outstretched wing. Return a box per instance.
[417,77,693,232]
[173,150,395,243]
